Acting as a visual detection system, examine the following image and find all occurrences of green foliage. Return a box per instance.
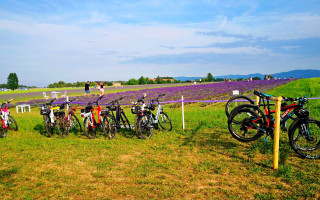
[138,76,147,85]
[215,78,224,82]
[206,73,214,82]
[253,77,261,80]
[156,76,164,84]
[127,78,139,85]
[7,73,19,90]
[264,74,273,80]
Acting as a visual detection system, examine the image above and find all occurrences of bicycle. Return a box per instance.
[131,93,147,137]
[40,98,64,137]
[228,90,320,159]
[225,95,254,118]
[137,94,172,139]
[81,95,110,139]
[56,98,82,137]
[104,96,131,135]
[0,99,18,138]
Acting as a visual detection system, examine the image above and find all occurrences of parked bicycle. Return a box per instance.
[40,98,64,137]
[81,95,110,139]
[225,95,254,118]
[56,98,82,137]
[137,94,172,139]
[104,96,131,136]
[0,99,18,138]
[131,93,147,137]
[228,90,320,159]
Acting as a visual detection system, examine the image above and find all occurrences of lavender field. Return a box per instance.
[10,79,291,107]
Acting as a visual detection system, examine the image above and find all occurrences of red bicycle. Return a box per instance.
[81,95,109,139]
[0,99,18,138]
[228,90,320,159]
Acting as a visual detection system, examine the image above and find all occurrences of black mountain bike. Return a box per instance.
[103,96,131,138]
[228,90,320,159]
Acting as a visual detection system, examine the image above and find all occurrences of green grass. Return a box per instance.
[0,78,320,199]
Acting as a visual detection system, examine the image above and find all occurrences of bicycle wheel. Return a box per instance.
[68,114,82,134]
[120,112,131,131]
[84,116,96,139]
[43,115,53,137]
[134,115,140,136]
[228,104,266,142]
[225,95,254,118]
[138,114,154,139]
[158,112,172,131]
[57,117,68,138]
[103,115,117,139]
[288,118,320,159]
[7,115,18,131]
[0,119,7,138]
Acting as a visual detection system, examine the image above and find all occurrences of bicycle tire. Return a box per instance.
[8,115,18,131]
[134,115,140,137]
[84,116,96,139]
[0,119,7,138]
[43,115,53,137]
[288,118,320,159]
[57,117,68,138]
[120,112,131,131]
[69,114,82,134]
[225,95,254,118]
[228,104,266,142]
[103,115,117,139]
[158,112,172,131]
[138,114,154,139]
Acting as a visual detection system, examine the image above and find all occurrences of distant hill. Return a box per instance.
[174,76,205,81]
[174,69,320,81]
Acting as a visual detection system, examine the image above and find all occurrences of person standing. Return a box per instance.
[84,81,91,96]
[99,82,104,96]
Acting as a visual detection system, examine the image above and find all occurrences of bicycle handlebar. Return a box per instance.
[283,96,308,104]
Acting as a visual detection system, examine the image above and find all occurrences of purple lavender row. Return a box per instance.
[12,80,292,107]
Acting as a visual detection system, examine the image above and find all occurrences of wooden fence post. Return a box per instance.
[182,96,185,130]
[270,96,283,170]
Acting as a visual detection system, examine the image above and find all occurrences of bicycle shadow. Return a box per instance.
[33,124,47,137]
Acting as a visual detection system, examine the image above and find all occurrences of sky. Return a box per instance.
[0,0,320,87]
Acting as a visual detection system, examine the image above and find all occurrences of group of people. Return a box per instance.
[84,81,104,96]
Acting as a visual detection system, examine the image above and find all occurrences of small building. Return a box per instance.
[112,82,122,87]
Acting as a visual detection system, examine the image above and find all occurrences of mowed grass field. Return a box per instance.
[0,78,320,199]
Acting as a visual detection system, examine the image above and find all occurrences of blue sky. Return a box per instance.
[0,0,320,86]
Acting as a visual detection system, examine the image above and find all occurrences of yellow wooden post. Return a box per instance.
[270,96,283,170]
[255,95,259,106]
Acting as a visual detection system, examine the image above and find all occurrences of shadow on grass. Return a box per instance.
[181,121,238,150]
[33,124,47,136]
[0,167,19,188]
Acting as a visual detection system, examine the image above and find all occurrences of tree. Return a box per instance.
[7,73,19,90]
[206,73,214,82]
[127,78,138,85]
[138,76,147,85]
[156,76,164,84]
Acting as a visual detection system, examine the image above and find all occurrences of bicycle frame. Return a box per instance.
[264,101,298,128]
[1,100,14,130]
[250,91,308,135]
[1,106,9,129]
[87,106,103,128]
[81,96,104,128]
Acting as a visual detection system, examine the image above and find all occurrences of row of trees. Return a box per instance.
[1,72,269,90]
[47,73,266,88]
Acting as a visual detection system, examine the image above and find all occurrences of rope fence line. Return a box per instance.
[11,96,320,108]
[48,96,320,106]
